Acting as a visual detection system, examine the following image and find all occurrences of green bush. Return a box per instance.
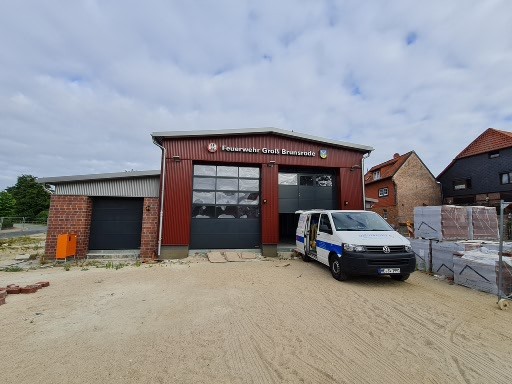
[1,218,14,230]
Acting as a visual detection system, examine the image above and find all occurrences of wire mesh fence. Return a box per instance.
[0,217,48,231]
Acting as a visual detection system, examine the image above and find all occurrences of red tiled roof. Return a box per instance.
[365,151,413,184]
[455,128,512,159]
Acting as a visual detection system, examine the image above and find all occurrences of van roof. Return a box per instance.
[295,209,371,214]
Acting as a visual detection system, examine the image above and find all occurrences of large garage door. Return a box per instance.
[89,197,143,250]
[190,165,260,249]
[278,171,337,213]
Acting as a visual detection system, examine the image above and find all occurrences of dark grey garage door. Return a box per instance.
[278,171,337,213]
[190,165,260,249]
[89,197,143,250]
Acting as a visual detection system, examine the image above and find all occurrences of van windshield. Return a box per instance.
[331,212,394,231]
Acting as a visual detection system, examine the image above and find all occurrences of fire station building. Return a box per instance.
[40,128,373,259]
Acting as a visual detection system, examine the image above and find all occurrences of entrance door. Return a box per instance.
[89,197,143,250]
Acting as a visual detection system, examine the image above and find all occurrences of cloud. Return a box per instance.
[1,0,512,190]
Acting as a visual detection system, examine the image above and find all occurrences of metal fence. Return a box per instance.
[497,201,512,310]
[0,217,48,231]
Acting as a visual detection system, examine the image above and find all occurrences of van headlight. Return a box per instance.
[405,245,412,252]
[344,244,366,252]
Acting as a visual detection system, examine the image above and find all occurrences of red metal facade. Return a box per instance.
[161,133,366,247]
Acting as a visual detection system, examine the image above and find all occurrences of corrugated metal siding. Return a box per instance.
[55,177,160,197]
[162,159,193,245]
[339,168,364,210]
[261,164,279,244]
[163,136,364,168]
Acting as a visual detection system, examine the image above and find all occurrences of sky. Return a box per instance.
[1,0,512,191]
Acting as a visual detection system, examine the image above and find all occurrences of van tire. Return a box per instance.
[391,274,410,282]
[329,254,348,281]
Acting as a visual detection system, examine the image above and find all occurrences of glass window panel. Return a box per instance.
[193,177,216,190]
[239,192,259,205]
[239,179,259,191]
[194,165,216,176]
[279,173,298,185]
[192,191,215,204]
[216,191,238,204]
[192,205,215,218]
[300,175,314,186]
[239,167,259,178]
[217,166,238,177]
[316,175,332,187]
[502,173,510,184]
[216,206,239,218]
[217,178,238,191]
[238,206,260,218]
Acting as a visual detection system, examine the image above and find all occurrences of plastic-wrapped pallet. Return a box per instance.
[453,251,500,295]
[467,206,499,240]
[410,238,431,272]
[431,241,465,277]
[455,240,485,251]
[479,241,512,256]
[414,206,468,241]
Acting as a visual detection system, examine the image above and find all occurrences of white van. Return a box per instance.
[295,210,415,281]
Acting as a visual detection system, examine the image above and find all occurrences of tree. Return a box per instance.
[0,191,16,217]
[6,175,51,220]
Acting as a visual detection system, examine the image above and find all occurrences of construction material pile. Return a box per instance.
[412,205,511,295]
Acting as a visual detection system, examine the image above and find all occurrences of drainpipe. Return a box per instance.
[362,152,370,210]
[152,138,166,257]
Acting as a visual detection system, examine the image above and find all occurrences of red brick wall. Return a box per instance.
[45,195,92,259]
[140,197,159,258]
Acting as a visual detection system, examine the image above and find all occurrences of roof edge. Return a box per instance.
[151,127,374,153]
[38,170,161,184]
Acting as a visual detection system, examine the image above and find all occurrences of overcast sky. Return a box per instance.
[1,1,512,191]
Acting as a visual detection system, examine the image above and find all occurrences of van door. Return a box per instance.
[296,213,308,254]
[316,213,335,265]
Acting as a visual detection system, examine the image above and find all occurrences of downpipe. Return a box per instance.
[152,138,166,258]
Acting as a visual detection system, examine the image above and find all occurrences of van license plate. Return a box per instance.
[380,268,400,274]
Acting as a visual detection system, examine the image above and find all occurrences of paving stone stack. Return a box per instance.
[414,206,469,241]
[468,206,499,240]
[409,238,431,272]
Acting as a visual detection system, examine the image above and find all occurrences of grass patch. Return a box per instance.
[2,265,24,272]
[0,236,42,247]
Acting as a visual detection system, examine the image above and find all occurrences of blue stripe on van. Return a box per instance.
[296,235,304,243]
[316,240,342,255]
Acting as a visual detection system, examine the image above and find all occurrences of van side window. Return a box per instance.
[319,214,332,233]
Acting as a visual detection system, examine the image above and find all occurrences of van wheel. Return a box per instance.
[391,274,410,282]
[329,255,348,281]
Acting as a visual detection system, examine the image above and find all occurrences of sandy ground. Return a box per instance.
[1,259,512,384]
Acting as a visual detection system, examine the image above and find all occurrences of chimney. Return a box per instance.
[393,153,400,159]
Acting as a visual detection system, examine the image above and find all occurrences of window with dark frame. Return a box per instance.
[378,187,389,197]
[500,172,512,185]
[192,165,260,219]
[453,178,472,190]
[489,151,500,159]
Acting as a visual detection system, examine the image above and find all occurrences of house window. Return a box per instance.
[373,170,381,180]
[378,187,389,197]
[489,151,500,159]
[453,178,472,190]
[501,172,512,185]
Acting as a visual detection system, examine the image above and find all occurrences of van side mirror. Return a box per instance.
[319,224,333,234]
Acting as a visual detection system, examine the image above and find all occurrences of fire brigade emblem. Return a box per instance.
[207,143,217,153]
[319,149,328,159]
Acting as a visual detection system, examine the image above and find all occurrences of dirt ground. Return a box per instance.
[1,258,512,384]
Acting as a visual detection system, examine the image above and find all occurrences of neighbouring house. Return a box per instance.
[437,128,512,207]
[365,151,441,229]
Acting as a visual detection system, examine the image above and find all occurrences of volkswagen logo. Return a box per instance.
[382,246,390,254]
